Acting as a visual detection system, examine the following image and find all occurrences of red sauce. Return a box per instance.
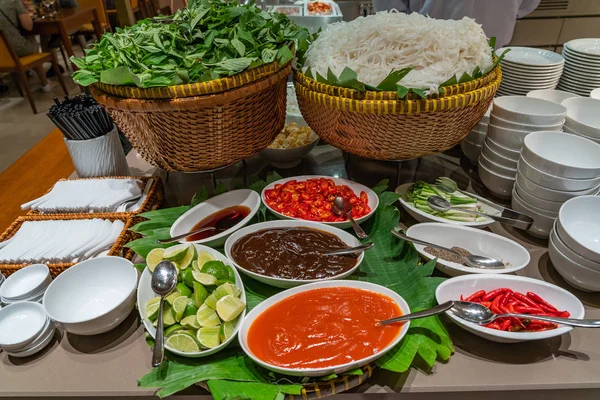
[247,287,403,369]
[186,205,250,241]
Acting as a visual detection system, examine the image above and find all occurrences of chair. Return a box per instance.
[76,0,111,51]
[0,31,68,114]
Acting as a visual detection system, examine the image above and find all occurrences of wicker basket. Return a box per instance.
[293,66,501,161]
[0,214,137,277]
[91,63,291,172]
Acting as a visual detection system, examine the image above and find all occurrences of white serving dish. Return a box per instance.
[492,96,567,125]
[521,131,600,179]
[565,38,600,57]
[556,195,600,264]
[239,280,410,376]
[551,222,600,271]
[406,223,530,277]
[478,161,515,199]
[479,152,517,177]
[259,115,319,168]
[590,88,600,100]
[43,256,138,335]
[481,141,518,169]
[517,155,600,191]
[460,140,482,165]
[261,175,378,229]
[514,180,563,212]
[435,274,585,343]
[0,264,51,301]
[486,123,530,150]
[527,89,581,104]
[549,232,600,292]
[170,189,261,248]
[515,170,600,202]
[484,137,520,161]
[0,301,47,348]
[137,245,246,358]
[396,183,497,228]
[511,189,555,238]
[497,47,564,67]
[561,97,600,139]
[224,220,363,288]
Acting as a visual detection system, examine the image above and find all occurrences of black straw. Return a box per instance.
[46,94,115,141]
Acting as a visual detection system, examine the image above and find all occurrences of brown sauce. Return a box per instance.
[230,227,358,280]
[186,205,250,241]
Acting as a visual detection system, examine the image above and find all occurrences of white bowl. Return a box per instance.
[517,155,600,191]
[497,47,564,67]
[4,321,55,358]
[0,264,51,301]
[395,183,496,228]
[484,137,520,161]
[261,175,378,229]
[514,180,563,212]
[435,274,584,343]
[170,189,260,248]
[481,141,518,169]
[466,127,487,144]
[137,245,246,358]
[552,223,600,271]
[43,257,138,335]
[406,223,530,277]
[511,189,555,238]
[486,123,530,150]
[527,89,581,104]
[515,170,600,202]
[0,301,47,348]
[478,161,515,199]
[561,97,600,139]
[224,220,363,288]
[522,131,600,179]
[493,96,567,125]
[460,140,482,165]
[239,280,410,376]
[556,195,600,264]
[479,152,517,176]
[549,233,600,292]
[590,88,600,100]
[260,139,319,169]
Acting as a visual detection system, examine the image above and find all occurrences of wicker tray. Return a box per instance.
[0,214,138,277]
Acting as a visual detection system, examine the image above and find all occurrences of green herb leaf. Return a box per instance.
[396,85,409,99]
[439,75,457,87]
[376,68,413,91]
[276,45,294,65]
[411,88,427,99]
[458,71,472,84]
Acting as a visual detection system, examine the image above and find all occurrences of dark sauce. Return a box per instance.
[230,227,358,280]
[186,205,250,241]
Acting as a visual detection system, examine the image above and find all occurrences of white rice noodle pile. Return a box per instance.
[303,11,493,92]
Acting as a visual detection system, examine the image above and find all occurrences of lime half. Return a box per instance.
[145,297,161,321]
[192,271,217,286]
[166,334,200,353]
[216,295,245,322]
[200,261,230,280]
[197,326,221,349]
[164,244,191,262]
[196,303,221,327]
[165,292,183,306]
[146,248,165,273]
[197,251,215,270]
[178,245,197,270]
[173,296,189,322]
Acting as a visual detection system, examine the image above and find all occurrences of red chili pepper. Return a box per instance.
[530,319,557,328]
[515,305,544,314]
[526,323,543,331]
[491,294,503,315]
[559,311,571,318]
[526,292,559,312]
[500,292,512,307]
[485,322,502,330]
[513,292,544,311]
[482,288,511,301]
[480,301,492,308]
[464,290,486,302]
[500,318,512,331]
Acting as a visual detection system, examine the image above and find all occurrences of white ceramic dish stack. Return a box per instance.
[526,89,580,104]
[460,106,491,164]
[479,96,566,199]
[561,97,600,145]
[513,131,600,238]
[557,39,600,96]
[0,264,52,305]
[549,196,600,292]
[496,47,564,96]
[0,301,56,357]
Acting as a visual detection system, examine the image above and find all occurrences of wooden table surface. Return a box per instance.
[0,129,74,232]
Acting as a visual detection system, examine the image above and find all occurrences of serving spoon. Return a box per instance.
[157,212,245,244]
[332,196,368,239]
[380,301,455,325]
[390,230,505,269]
[151,261,178,367]
[321,242,374,256]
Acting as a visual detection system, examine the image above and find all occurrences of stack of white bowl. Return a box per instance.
[478,96,566,198]
[591,88,600,99]
[557,39,600,96]
[0,264,52,305]
[460,106,491,164]
[496,47,564,96]
[513,131,600,238]
[561,97,600,145]
[549,196,600,292]
[526,89,580,104]
[0,301,55,357]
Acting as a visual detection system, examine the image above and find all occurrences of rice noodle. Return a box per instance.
[303,11,493,92]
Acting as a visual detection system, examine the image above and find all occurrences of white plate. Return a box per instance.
[224,220,363,288]
[261,175,378,229]
[497,47,564,67]
[565,38,600,57]
[239,280,410,376]
[395,183,496,228]
[406,223,530,276]
[137,245,246,358]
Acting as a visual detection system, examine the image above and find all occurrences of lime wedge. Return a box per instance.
[196,303,221,327]
[164,244,191,262]
[182,268,195,288]
[220,319,237,342]
[173,296,189,322]
[216,295,245,322]
[213,282,242,301]
[180,315,200,330]
[192,282,209,307]
[165,324,184,336]
[166,334,200,353]
[146,297,161,321]
[226,265,236,282]
[165,292,183,306]
[183,298,199,318]
[192,271,217,286]
[177,283,193,298]
[204,292,218,310]
[146,248,165,273]
[191,260,199,271]
[197,326,221,349]
[178,245,197,270]
[200,261,230,281]
[153,306,176,327]
[197,251,215,270]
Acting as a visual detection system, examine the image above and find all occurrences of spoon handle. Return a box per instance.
[496,313,600,328]
[157,226,216,244]
[380,301,455,325]
[348,214,368,239]
[152,296,166,367]
[321,242,374,256]
[391,230,458,255]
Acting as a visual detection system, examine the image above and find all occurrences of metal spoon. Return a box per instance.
[157,212,245,244]
[151,261,178,367]
[390,230,505,269]
[332,196,368,239]
[380,301,455,325]
[321,242,374,256]
[427,195,498,221]
[451,301,600,328]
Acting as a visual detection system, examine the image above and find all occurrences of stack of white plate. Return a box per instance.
[496,47,564,96]
[460,106,491,164]
[479,96,566,198]
[513,131,600,238]
[0,301,55,357]
[557,39,600,96]
[0,264,52,305]
[549,196,600,292]
[561,97,600,144]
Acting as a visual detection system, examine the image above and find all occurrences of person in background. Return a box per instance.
[0,0,53,91]
[372,0,541,49]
